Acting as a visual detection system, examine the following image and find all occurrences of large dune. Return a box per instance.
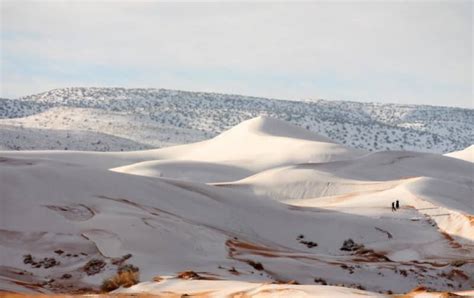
[0,116,472,296]
[140,116,365,171]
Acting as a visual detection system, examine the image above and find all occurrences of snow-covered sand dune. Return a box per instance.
[140,116,364,171]
[216,150,473,201]
[445,145,474,163]
[0,116,472,296]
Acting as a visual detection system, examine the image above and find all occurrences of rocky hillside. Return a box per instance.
[0,87,472,152]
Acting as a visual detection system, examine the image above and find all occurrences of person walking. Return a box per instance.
[396,200,400,209]
[392,202,396,212]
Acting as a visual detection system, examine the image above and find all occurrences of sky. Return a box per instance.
[0,0,472,107]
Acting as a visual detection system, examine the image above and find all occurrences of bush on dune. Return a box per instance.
[101,264,140,292]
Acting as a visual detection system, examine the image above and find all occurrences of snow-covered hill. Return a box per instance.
[1,116,473,296]
[1,87,472,152]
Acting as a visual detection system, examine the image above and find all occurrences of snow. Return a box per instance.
[445,145,474,163]
[112,160,253,183]
[140,116,364,172]
[388,249,421,262]
[0,115,472,296]
[1,87,472,153]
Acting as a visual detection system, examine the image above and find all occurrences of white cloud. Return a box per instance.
[1,0,472,107]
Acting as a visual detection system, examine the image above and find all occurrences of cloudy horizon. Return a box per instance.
[1,0,472,107]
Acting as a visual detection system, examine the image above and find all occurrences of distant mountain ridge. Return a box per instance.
[0,87,472,152]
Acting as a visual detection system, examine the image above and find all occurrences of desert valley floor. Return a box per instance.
[0,116,473,297]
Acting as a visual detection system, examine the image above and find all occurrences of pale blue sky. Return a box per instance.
[1,0,472,107]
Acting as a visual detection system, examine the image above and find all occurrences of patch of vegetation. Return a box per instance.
[314,277,327,285]
[101,264,140,292]
[340,239,364,251]
[247,260,264,271]
[83,259,106,275]
[23,254,60,269]
[296,234,318,248]
[177,271,202,280]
